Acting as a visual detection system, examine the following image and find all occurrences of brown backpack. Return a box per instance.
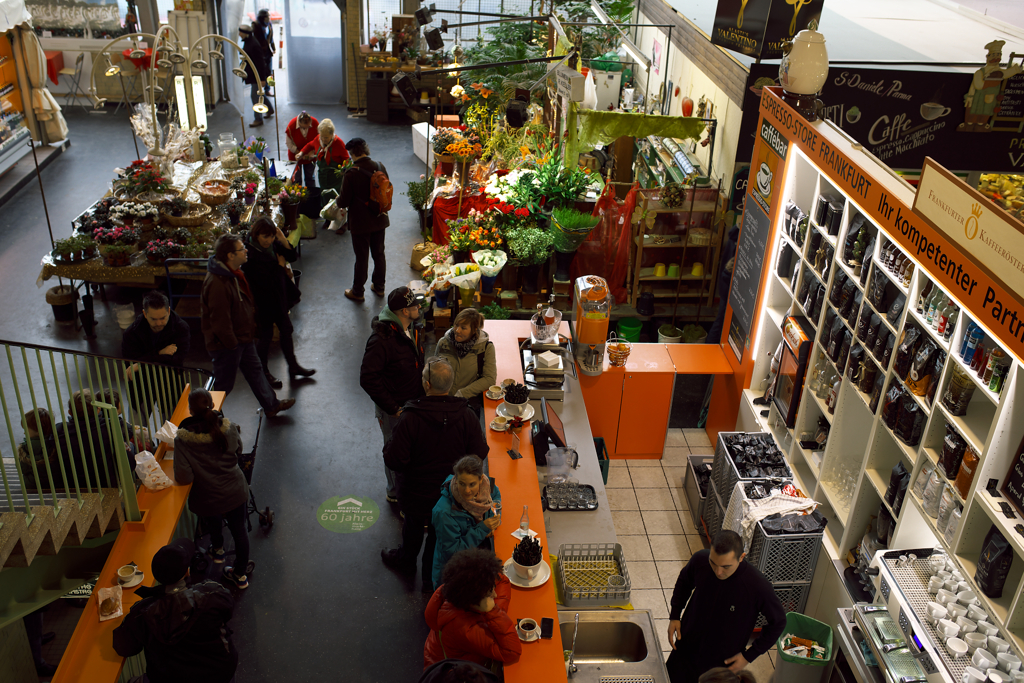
[359,161,392,215]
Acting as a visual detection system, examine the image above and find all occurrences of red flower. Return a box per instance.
[539,196,547,206]
[515,208,530,218]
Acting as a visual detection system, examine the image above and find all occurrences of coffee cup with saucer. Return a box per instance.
[117,563,143,588]
[490,416,508,432]
[486,385,504,400]
[517,618,539,642]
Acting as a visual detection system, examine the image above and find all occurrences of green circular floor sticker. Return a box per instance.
[317,496,380,533]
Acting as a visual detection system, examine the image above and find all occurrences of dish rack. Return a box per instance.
[559,543,631,606]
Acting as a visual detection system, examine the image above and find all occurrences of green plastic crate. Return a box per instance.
[594,437,609,485]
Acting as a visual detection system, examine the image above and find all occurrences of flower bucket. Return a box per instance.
[459,287,475,308]
[434,288,451,309]
[481,274,497,293]
[244,195,255,206]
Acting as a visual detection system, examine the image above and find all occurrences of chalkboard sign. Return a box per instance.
[728,198,772,361]
[1000,433,1024,516]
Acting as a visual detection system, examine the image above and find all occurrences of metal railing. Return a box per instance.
[0,339,212,526]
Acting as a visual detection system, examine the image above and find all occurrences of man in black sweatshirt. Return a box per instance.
[666,530,785,683]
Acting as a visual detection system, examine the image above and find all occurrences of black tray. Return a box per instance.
[542,483,598,511]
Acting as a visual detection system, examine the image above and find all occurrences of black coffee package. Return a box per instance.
[815,194,830,225]
[804,279,819,313]
[843,219,862,264]
[976,526,1014,599]
[893,471,911,517]
[894,327,922,380]
[827,316,846,362]
[798,270,811,304]
[830,271,847,307]
[812,285,825,321]
[784,200,801,239]
[823,309,836,338]
[839,278,858,318]
[860,236,875,287]
[846,293,862,327]
[865,314,882,352]
[856,306,873,341]
[882,382,905,429]
[940,423,968,480]
[882,334,896,368]
[859,358,879,394]
[877,506,894,546]
[827,200,844,235]
[884,461,908,507]
[847,345,865,382]
[926,351,946,406]
[870,270,888,310]
[869,372,886,414]
[894,396,925,447]
[790,259,801,290]
[906,339,938,397]
[886,295,906,326]
[837,330,853,371]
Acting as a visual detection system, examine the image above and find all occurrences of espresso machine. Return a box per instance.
[573,275,611,376]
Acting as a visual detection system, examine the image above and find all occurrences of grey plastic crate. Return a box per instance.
[558,543,631,606]
[754,581,813,629]
[747,521,823,584]
[713,432,793,509]
[702,481,724,541]
[685,455,714,534]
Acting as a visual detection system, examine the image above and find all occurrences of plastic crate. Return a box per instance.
[594,437,609,485]
[754,581,813,629]
[558,543,631,606]
[702,481,724,542]
[747,521,823,584]
[686,454,714,533]
[713,432,793,510]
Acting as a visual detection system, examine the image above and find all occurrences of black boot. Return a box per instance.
[289,365,316,381]
[264,372,283,389]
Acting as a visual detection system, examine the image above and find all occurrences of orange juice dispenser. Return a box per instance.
[574,275,611,376]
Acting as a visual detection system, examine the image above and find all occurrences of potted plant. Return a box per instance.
[246,137,267,162]
[119,160,171,200]
[93,225,141,247]
[550,207,601,281]
[145,239,180,265]
[278,184,308,233]
[52,237,79,264]
[446,211,487,263]
[159,196,189,218]
[76,234,97,260]
[404,174,435,240]
[504,225,553,293]
[266,177,284,196]
[170,227,191,245]
[224,198,245,226]
[502,381,530,416]
[100,243,134,267]
[511,536,543,580]
[243,182,257,206]
[432,127,461,176]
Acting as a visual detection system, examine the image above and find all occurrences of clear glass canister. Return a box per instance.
[217,133,237,159]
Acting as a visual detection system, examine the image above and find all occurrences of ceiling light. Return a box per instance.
[253,100,269,114]
[232,67,247,78]
[157,58,173,68]
[621,39,650,71]
[192,58,209,70]
[169,53,187,64]
[129,48,145,59]
[105,63,121,77]
[209,49,224,60]
[590,0,612,25]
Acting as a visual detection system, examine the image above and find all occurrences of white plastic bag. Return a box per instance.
[581,69,598,110]
[155,420,178,445]
[134,451,173,491]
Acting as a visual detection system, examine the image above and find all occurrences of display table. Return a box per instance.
[44,50,63,86]
[51,388,225,683]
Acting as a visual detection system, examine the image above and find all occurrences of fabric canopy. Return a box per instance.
[568,107,708,160]
[0,0,31,33]
[19,27,68,144]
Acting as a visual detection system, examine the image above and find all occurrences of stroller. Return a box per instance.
[191,408,273,578]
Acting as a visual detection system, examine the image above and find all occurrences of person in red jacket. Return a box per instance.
[297,118,349,194]
[285,111,319,187]
[423,548,521,670]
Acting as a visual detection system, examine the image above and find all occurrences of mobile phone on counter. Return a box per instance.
[540,617,553,639]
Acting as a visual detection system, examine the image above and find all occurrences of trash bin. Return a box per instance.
[774,612,833,683]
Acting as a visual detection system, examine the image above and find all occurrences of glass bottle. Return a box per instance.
[960,322,977,359]
[943,306,958,342]
[892,253,906,277]
[807,356,824,394]
[827,378,841,414]
[816,367,832,399]
[931,299,946,330]
[917,281,933,315]
[937,301,952,336]
[900,260,913,287]
[520,506,530,534]
[926,287,944,325]
[983,348,1005,384]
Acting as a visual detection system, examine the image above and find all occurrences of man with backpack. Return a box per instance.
[338,137,392,302]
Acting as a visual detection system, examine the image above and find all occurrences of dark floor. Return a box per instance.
[3,91,434,680]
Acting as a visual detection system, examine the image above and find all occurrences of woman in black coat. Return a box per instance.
[242,217,315,386]
[239,24,273,126]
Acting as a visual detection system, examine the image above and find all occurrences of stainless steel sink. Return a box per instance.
[558,610,670,683]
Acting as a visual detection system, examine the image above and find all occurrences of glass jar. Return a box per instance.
[217,133,237,159]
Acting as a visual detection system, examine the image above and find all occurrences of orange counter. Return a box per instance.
[485,321,568,682]
[53,388,224,683]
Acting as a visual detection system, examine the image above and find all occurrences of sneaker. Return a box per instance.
[208,546,226,564]
[386,491,398,503]
[381,548,415,575]
[223,565,249,589]
[250,119,264,127]
[266,398,296,417]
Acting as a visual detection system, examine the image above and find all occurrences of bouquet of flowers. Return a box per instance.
[244,182,257,198]
[471,249,507,277]
[468,224,503,251]
[447,261,482,291]
[420,243,452,269]
[145,239,181,260]
[121,160,170,197]
[432,127,462,156]
[445,139,483,163]
[93,225,141,245]
[446,209,488,250]
[245,137,267,154]
[279,184,308,204]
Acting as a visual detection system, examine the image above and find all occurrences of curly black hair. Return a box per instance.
[441,548,503,612]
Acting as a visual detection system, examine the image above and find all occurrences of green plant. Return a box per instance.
[145,239,180,259]
[102,244,135,256]
[159,196,189,217]
[225,198,246,217]
[246,137,267,154]
[504,226,553,265]
[181,238,209,258]
[266,177,284,195]
[153,226,170,240]
[851,226,868,264]
[512,536,542,565]
[432,128,461,156]
[73,234,96,252]
[479,302,511,320]
[551,207,601,252]
[52,237,77,256]
[405,175,435,211]
[242,170,261,185]
[121,160,170,196]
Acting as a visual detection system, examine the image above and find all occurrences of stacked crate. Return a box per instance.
[703,432,821,623]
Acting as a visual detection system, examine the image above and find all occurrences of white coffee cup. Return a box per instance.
[969,604,989,622]
[928,602,949,623]
[517,617,538,640]
[117,564,136,584]
[953,571,964,581]
[930,556,948,573]
[487,385,503,397]
[999,653,1022,672]
[939,571,953,581]
[963,666,988,683]
[959,590,979,606]
[491,416,508,431]
[948,637,970,658]
[959,581,972,593]
[940,618,962,638]
[929,577,945,593]
[946,580,962,592]
[975,649,999,670]
[966,632,988,654]
[979,622,1001,637]
[1010,671,1024,683]
[989,637,1010,653]
[957,616,978,633]
[990,670,1013,683]
[938,589,959,605]
[949,604,969,620]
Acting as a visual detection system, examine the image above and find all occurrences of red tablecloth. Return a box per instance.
[44,50,63,86]
[430,192,491,245]
[122,47,154,70]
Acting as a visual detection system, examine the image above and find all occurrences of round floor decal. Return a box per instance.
[317,496,380,533]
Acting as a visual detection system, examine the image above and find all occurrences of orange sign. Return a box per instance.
[758,87,1024,363]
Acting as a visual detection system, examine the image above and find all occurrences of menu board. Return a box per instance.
[728,198,772,361]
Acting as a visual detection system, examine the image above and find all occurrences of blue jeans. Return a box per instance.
[210,342,280,412]
[374,404,399,498]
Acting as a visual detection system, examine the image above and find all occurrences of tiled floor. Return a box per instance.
[617,428,778,682]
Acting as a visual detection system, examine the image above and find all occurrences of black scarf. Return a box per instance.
[445,328,477,358]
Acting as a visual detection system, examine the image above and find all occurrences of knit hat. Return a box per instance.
[345,137,367,151]
[388,286,417,312]
[151,538,195,585]
[238,25,252,35]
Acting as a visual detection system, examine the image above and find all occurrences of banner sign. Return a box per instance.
[761,0,825,60]
[711,0,823,59]
[757,86,1024,361]
[738,50,1024,173]
[27,0,120,30]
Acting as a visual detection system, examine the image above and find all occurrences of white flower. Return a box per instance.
[450,84,465,97]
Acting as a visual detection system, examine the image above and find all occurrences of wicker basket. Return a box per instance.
[161,203,211,228]
[198,180,231,206]
[114,187,180,206]
[688,228,712,246]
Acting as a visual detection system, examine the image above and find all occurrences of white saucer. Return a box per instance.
[486,391,504,400]
[489,421,508,432]
[503,558,551,588]
[496,402,535,421]
[518,627,540,642]
[118,570,144,589]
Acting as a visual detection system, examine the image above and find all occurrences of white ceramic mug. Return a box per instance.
[989,670,1013,683]
[512,558,541,581]
[989,637,1010,653]
[948,637,969,658]
[940,618,962,638]
[999,653,1022,672]
[929,577,945,593]
[517,618,538,640]
[949,604,969,620]
[975,649,999,670]
[962,667,987,683]
[938,589,959,605]
[979,622,1001,637]
[939,571,953,581]
[957,616,978,633]
[117,564,136,584]
[1010,671,1024,683]
[946,580,962,592]
[491,416,508,430]
[488,385,502,397]
[966,632,988,654]
[969,604,989,622]
[928,602,948,624]
[959,590,979,606]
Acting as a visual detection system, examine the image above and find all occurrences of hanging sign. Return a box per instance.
[760,0,825,60]
[555,65,585,102]
[711,0,772,57]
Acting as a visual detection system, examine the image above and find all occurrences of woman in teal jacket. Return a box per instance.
[431,455,501,589]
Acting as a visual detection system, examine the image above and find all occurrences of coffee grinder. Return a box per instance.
[573,275,611,376]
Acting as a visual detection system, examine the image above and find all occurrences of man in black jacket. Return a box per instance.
[122,291,191,420]
[338,137,389,302]
[381,356,488,586]
[360,287,425,502]
[239,24,273,127]
[666,530,785,683]
[113,538,238,683]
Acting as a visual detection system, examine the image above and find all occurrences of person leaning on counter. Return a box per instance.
[665,530,785,683]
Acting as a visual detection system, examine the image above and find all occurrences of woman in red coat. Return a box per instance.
[423,548,522,670]
[297,118,349,192]
[285,111,319,187]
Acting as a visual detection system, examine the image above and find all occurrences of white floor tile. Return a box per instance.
[654,618,673,653]
[669,486,690,511]
[611,510,646,535]
[630,588,669,620]
[665,428,687,447]
[677,509,699,535]
[609,458,629,468]
[605,487,639,510]
[637,488,677,511]
[649,534,692,561]
[661,446,691,467]
[642,509,684,535]
[656,560,684,588]
[629,561,663,589]
[606,465,633,489]
[618,534,654,562]
[746,651,776,680]
[627,457,663,467]
[686,534,709,553]
[661,466,688,490]
[683,428,713,449]
[630,467,668,488]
